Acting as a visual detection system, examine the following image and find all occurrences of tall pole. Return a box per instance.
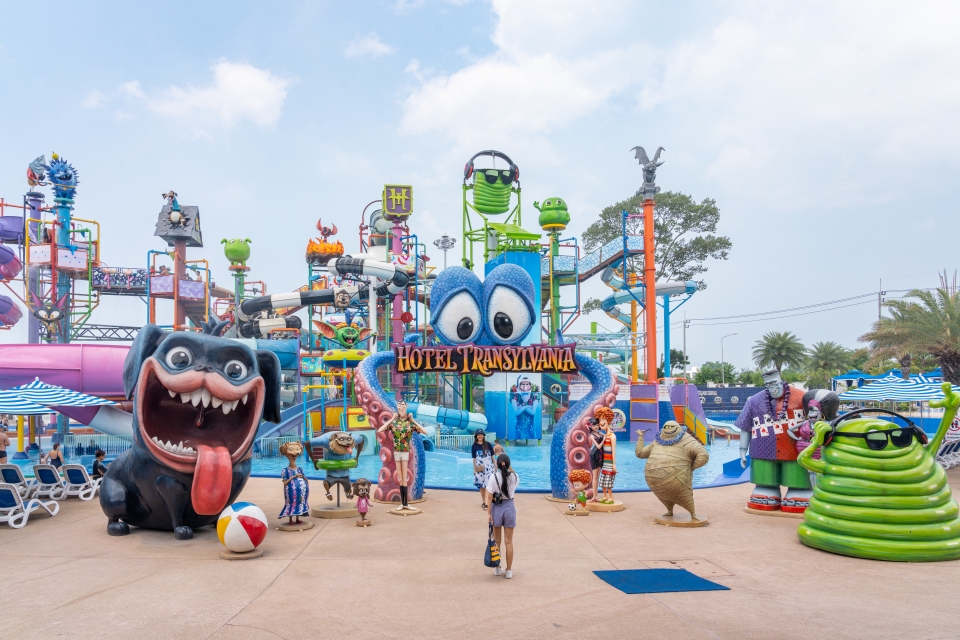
[683,316,689,378]
[173,241,186,330]
[642,192,656,383]
[721,332,737,386]
[662,294,671,378]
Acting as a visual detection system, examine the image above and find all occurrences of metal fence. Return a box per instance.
[63,434,132,458]
[435,434,475,453]
[254,435,304,459]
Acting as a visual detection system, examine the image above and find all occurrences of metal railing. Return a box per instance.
[435,434,474,453]
[254,435,303,459]
[63,434,131,458]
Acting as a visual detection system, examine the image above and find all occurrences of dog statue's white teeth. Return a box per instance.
[211,396,223,409]
[241,394,248,405]
[179,392,191,404]
[201,388,212,408]
[222,401,232,415]
[176,442,184,453]
[168,389,176,398]
[151,436,159,443]
[190,390,202,407]
[184,446,195,454]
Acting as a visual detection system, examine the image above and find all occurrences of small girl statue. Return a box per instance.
[279,441,311,528]
[353,478,372,526]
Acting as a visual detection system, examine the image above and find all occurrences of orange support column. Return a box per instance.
[642,195,657,383]
[173,241,186,330]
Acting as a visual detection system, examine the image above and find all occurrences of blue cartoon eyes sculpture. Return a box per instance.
[430,264,535,346]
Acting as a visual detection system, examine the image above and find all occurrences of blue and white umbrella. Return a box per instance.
[0,390,54,415]
[10,378,116,407]
[839,373,948,402]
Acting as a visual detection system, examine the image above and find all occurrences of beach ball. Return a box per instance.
[217,502,268,553]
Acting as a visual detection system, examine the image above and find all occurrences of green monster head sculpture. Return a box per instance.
[533,197,570,231]
[221,238,252,267]
[798,383,960,561]
[313,320,372,349]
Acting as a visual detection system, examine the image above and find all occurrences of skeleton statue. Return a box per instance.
[631,146,665,186]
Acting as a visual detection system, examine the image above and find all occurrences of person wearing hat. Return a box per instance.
[735,369,809,513]
[471,429,496,509]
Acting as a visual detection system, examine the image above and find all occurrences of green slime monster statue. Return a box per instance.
[221,238,252,268]
[797,382,960,561]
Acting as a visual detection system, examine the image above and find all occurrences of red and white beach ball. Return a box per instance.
[217,502,268,553]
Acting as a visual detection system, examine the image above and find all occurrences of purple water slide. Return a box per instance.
[0,295,22,327]
[0,216,25,244]
[0,245,22,279]
[0,344,128,397]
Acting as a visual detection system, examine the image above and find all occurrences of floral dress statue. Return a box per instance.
[279,465,310,519]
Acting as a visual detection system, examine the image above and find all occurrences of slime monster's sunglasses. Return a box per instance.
[478,169,516,185]
[825,408,928,450]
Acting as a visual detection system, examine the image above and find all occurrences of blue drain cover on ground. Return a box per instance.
[593,568,730,594]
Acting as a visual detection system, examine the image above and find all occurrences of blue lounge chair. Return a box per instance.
[936,440,960,470]
[0,464,37,498]
[32,464,66,500]
[0,482,59,528]
[62,464,101,501]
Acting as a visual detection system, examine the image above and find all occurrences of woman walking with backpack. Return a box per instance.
[487,453,519,579]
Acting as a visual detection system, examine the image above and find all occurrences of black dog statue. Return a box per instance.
[100,324,281,539]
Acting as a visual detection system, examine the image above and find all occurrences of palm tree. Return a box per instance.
[860,278,960,385]
[752,331,807,372]
[807,341,851,374]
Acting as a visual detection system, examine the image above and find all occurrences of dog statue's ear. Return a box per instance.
[256,350,282,423]
[124,324,168,399]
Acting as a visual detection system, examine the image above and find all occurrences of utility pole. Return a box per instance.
[682,315,689,378]
[878,278,886,321]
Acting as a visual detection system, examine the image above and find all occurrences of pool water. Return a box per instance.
[250,438,743,492]
[5,439,743,492]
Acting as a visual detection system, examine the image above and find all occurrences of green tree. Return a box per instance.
[693,361,736,385]
[806,369,834,390]
[860,276,960,384]
[581,191,731,313]
[657,349,692,378]
[737,369,764,386]
[807,341,851,374]
[848,347,870,371]
[752,331,807,372]
[781,368,806,384]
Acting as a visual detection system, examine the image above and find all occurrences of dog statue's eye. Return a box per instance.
[165,347,193,370]
[224,360,248,380]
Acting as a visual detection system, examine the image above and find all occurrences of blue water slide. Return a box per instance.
[407,401,487,433]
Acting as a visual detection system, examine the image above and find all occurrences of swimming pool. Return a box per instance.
[5,439,744,492]
[250,438,743,491]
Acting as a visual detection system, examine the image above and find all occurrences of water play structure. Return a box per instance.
[0,146,729,502]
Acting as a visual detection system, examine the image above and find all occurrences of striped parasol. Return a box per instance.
[10,378,116,407]
[839,374,948,402]
[0,390,54,415]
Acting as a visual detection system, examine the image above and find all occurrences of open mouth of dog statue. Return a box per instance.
[100,324,281,540]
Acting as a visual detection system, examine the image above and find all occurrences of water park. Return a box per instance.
[2,142,959,638]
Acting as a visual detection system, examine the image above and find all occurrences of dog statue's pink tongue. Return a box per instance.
[192,444,232,515]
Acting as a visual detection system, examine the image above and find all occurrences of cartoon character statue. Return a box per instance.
[353,478,372,526]
[313,318,372,349]
[509,375,540,441]
[533,197,571,231]
[316,219,338,240]
[99,324,281,539]
[788,390,840,487]
[636,420,709,523]
[221,238,252,268]
[307,431,364,500]
[163,191,183,226]
[27,155,47,187]
[595,406,618,504]
[29,292,68,340]
[736,369,809,513]
[797,383,960,561]
[568,469,591,512]
[278,441,310,527]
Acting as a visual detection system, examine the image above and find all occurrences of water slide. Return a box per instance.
[0,245,23,326]
[599,262,696,326]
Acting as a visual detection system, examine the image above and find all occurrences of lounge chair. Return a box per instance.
[32,464,66,500]
[0,464,37,498]
[62,464,101,501]
[0,482,59,528]
[936,440,960,470]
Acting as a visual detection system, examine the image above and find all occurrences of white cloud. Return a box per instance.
[343,33,395,59]
[124,61,291,133]
[81,90,105,108]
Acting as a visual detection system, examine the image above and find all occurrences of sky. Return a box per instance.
[0,0,958,371]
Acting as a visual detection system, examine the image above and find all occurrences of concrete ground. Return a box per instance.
[3,471,960,640]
